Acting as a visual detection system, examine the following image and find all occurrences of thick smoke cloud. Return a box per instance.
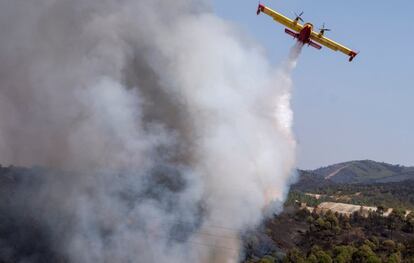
[0,0,297,262]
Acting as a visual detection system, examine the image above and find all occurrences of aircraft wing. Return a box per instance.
[310,31,358,61]
[257,4,303,33]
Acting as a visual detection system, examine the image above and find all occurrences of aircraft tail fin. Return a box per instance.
[349,51,359,62]
[257,3,264,15]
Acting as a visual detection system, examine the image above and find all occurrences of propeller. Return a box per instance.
[293,11,304,22]
[319,23,331,34]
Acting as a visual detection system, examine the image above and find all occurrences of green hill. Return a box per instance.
[308,160,414,184]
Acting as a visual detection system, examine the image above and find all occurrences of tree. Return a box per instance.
[388,209,406,238]
[392,208,406,220]
[352,244,381,263]
[351,211,362,224]
[314,250,333,263]
[335,254,348,263]
[383,240,396,253]
[396,242,405,253]
[341,215,351,230]
[376,205,386,217]
[325,210,339,230]
[311,245,323,255]
[306,254,318,263]
[404,212,414,233]
[364,239,377,251]
[315,218,327,231]
[307,246,333,263]
[285,248,306,263]
[387,212,400,239]
[333,245,356,263]
[369,237,379,249]
[296,207,311,221]
[386,252,401,263]
[406,238,414,255]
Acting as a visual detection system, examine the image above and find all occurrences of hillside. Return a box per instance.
[244,160,414,263]
[288,160,414,214]
[1,161,414,263]
[243,205,414,263]
[301,160,414,185]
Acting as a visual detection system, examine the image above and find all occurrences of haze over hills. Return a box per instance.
[299,160,414,184]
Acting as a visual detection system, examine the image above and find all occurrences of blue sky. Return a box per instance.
[212,0,414,169]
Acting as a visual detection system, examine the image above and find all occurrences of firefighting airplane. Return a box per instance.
[257,3,358,62]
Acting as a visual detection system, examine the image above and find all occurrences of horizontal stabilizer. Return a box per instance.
[284,28,298,38]
[309,40,322,50]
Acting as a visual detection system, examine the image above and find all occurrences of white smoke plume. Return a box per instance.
[0,0,299,262]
